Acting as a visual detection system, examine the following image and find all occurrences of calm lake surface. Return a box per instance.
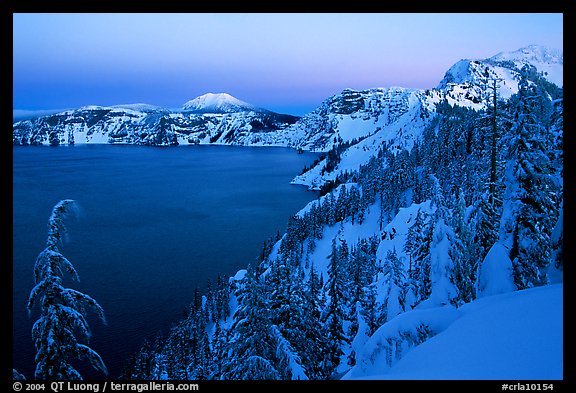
[13,144,319,379]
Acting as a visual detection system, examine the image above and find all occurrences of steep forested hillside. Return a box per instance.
[119,62,563,380]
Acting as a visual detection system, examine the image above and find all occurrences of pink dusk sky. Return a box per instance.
[13,13,563,116]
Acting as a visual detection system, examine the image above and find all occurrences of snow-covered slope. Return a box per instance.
[344,283,563,380]
[489,45,563,87]
[286,87,427,151]
[292,45,563,190]
[439,44,563,100]
[290,88,432,189]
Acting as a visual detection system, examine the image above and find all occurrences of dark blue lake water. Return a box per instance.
[12,144,319,379]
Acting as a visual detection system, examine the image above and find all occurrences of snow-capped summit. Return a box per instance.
[489,44,563,67]
[437,44,563,101]
[182,93,257,114]
[488,44,563,87]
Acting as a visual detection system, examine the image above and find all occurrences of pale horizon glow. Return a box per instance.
[13,13,563,116]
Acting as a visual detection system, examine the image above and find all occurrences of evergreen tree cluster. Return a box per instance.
[120,277,231,380]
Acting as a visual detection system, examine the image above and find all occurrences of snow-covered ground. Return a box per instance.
[344,283,563,380]
[265,182,563,381]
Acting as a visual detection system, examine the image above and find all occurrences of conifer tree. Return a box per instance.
[303,262,329,379]
[122,339,154,380]
[322,238,350,375]
[27,199,107,380]
[267,258,310,379]
[487,77,504,207]
[381,248,407,320]
[348,239,377,308]
[507,66,560,289]
[208,321,227,379]
[221,265,279,380]
[550,206,563,277]
[474,195,500,260]
[404,210,433,303]
[450,190,479,305]
[360,282,381,337]
[161,319,193,379]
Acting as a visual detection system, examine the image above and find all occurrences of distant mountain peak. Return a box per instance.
[182,93,257,113]
[489,44,563,65]
[438,45,563,92]
[111,103,165,113]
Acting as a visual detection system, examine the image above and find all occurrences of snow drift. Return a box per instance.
[344,283,563,380]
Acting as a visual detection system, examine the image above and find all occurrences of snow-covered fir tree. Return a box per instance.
[27,200,107,380]
[322,239,349,376]
[501,65,562,289]
[220,265,280,380]
[404,209,433,303]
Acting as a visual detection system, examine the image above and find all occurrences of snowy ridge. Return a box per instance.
[292,45,562,190]
[111,103,167,113]
[13,99,299,147]
[439,45,563,98]
[489,45,563,87]
[490,44,563,65]
[289,87,423,152]
[291,88,432,189]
